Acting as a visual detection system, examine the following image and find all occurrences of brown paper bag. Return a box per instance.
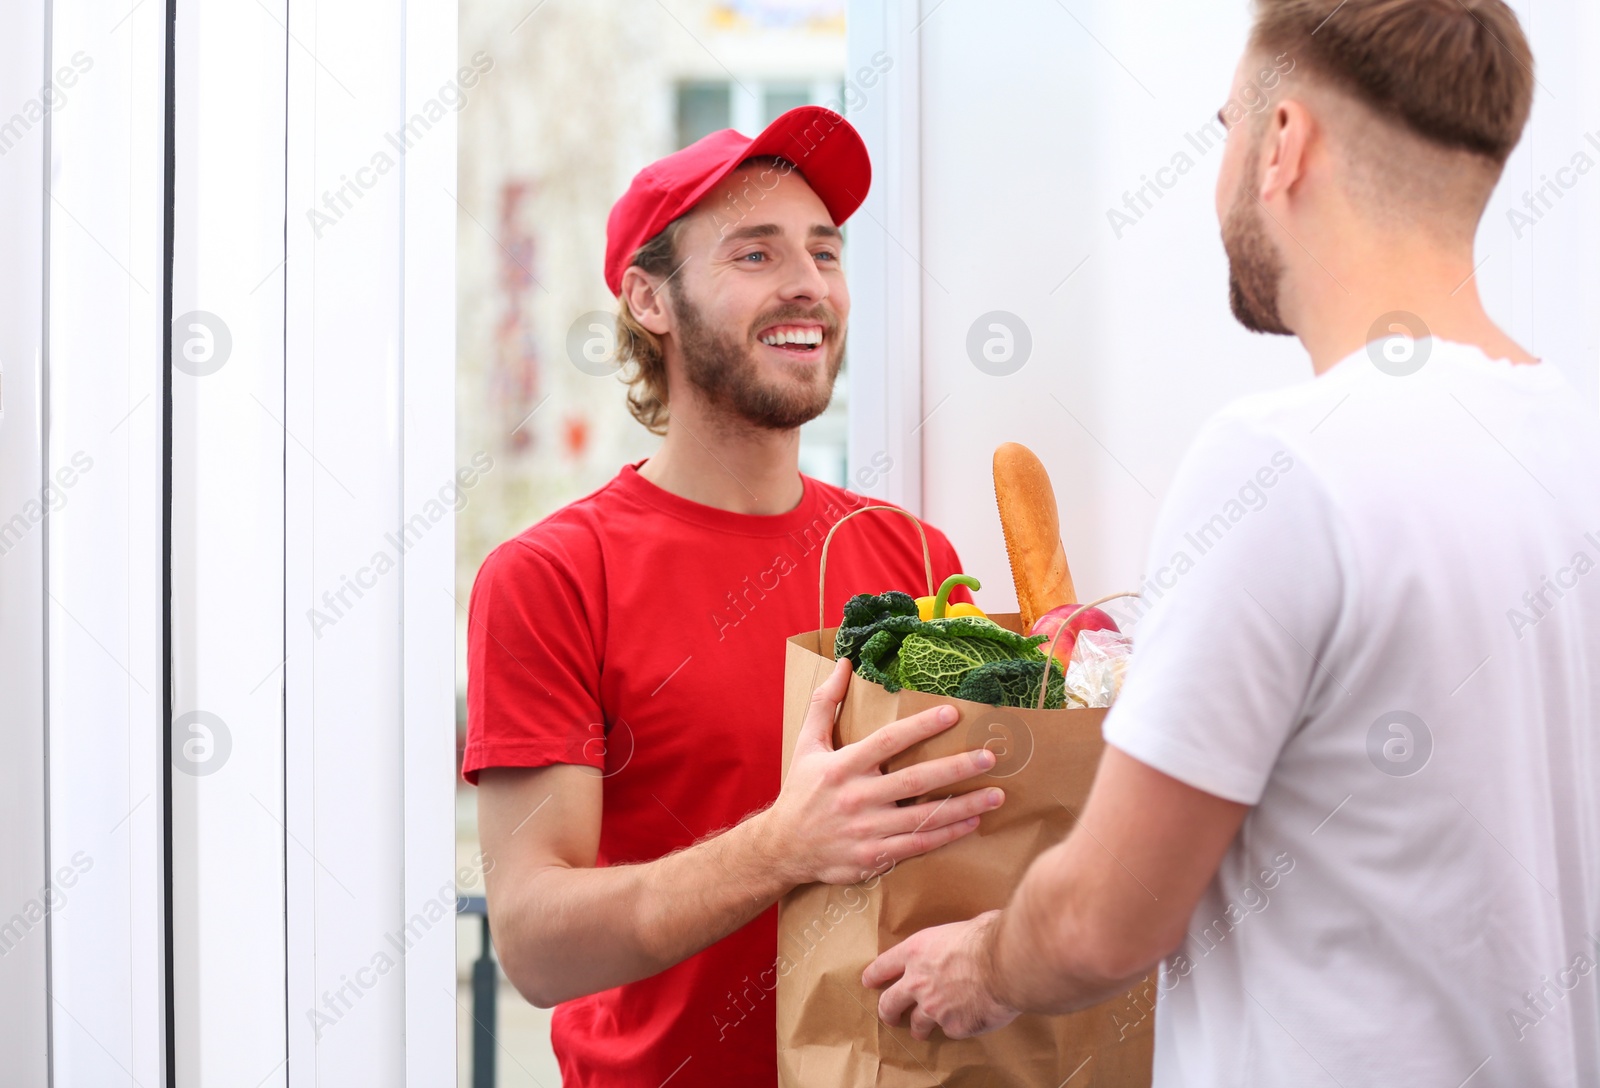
[775,616,1154,1088]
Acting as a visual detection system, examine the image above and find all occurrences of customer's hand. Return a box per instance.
[763,657,1005,887]
[863,910,1021,1040]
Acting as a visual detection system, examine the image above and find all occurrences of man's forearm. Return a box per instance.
[501,808,794,1006]
[983,839,1154,1015]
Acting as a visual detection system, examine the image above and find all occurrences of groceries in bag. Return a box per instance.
[776,443,1153,1088]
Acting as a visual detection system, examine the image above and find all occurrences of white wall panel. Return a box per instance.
[401,0,463,1080]
[913,0,1290,606]
[283,0,459,1081]
[169,0,290,1083]
[46,2,168,1083]
[1491,0,1600,410]
[284,0,407,1074]
[0,2,52,1079]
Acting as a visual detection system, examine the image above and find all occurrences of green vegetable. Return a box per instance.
[873,647,906,690]
[834,591,922,669]
[954,658,1067,709]
[854,628,915,689]
[897,631,1014,694]
[834,590,1051,700]
[895,617,1041,695]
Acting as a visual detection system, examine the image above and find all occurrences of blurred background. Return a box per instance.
[449,0,1599,1081]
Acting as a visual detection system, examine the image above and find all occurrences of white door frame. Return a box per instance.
[0,0,459,1081]
[0,1,60,1080]
[846,0,926,514]
[48,0,170,1068]
[175,0,460,1082]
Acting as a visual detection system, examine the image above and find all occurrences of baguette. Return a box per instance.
[993,442,1076,630]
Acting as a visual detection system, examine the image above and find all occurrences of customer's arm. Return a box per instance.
[867,418,1342,1039]
[479,657,1007,1007]
[984,747,1248,1012]
[863,747,1248,1039]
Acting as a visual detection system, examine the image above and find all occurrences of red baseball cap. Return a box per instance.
[604,105,871,296]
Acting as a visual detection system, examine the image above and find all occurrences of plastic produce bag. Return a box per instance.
[1064,628,1133,709]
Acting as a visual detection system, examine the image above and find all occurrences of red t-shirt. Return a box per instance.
[463,462,966,1088]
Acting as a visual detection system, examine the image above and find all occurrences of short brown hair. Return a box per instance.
[613,216,689,435]
[1249,0,1533,163]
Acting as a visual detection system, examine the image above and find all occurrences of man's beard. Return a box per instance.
[670,288,844,431]
[1221,147,1293,336]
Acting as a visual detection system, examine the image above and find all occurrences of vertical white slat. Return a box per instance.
[168,0,289,1083]
[283,0,423,1079]
[402,0,461,1079]
[45,1,168,1083]
[845,0,923,513]
[0,1,51,1078]
[281,0,319,1061]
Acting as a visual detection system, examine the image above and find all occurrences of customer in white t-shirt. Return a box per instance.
[861,1,1600,1084]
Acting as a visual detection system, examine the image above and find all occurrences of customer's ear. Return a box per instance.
[1258,98,1312,205]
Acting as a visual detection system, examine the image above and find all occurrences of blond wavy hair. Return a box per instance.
[614,216,691,435]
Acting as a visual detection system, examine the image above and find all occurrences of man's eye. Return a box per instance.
[814,250,838,262]
[740,251,767,263]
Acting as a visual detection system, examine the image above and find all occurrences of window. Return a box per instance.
[677,81,733,148]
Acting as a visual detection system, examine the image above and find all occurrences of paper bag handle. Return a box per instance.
[817,504,935,634]
[1036,590,1143,710]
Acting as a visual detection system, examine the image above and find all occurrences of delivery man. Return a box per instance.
[465,107,1003,1087]
[864,1,1600,1084]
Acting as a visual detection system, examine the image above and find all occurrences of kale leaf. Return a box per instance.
[921,615,1046,656]
[954,657,1069,709]
[833,593,1055,702]
[834,591,923,689]
[897,631,1018,696]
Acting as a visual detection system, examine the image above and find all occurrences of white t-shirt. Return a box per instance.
[1103,339,1600,1087]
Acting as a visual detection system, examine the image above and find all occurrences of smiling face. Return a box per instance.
[661,161,849,431]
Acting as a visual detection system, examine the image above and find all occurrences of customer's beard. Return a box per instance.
[1221,167,1293,336]
[670,288,843,431]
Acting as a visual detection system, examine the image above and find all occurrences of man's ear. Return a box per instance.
[1258,98,1312,204]
[620,266,672,337]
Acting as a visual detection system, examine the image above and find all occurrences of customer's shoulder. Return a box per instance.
[1207,370,1356,439]
[1155,378,1356,510]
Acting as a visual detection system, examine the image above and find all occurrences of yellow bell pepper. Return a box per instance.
[916,574,986,620]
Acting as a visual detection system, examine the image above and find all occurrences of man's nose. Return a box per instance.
[776,249,830,304]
